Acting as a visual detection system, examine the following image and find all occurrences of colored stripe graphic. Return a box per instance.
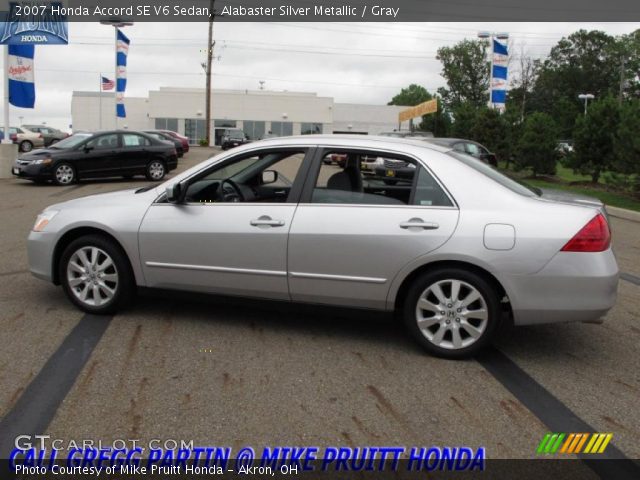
[537,433,613,455]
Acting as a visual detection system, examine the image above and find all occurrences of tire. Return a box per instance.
[145,160,166,181]
[403,268,500,359]
[19,140,33,152]
[52,163,76,186]
[59,234,136,315]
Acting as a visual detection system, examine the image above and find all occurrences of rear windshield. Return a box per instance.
[448,151,538,197]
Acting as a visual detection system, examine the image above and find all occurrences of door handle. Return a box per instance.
[400,218,439,230]
[250,216,285,227]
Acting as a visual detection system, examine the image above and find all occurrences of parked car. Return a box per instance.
[0,129,18,142]
[221,129,250,150]
[12,126,45,152]
[556,140,574,156]
[159,130,189,154]
[143,130,184,157]
[26,135,618,358]
[12,130,178,185]
[379,130,434,138]
[22,125,69,147]
[422,138,498,166]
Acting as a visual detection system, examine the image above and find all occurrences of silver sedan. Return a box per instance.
[27,136,619,358]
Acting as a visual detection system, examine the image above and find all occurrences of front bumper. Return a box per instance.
[506,249,619,325]
[11,160,51,181]
[27,230,57,283]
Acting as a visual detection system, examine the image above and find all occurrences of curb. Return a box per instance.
[606,205,640,223]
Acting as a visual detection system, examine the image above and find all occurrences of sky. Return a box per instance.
[2,21,639,130]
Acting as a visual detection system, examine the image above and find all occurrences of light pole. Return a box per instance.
[478,31,509,108]
[100,19,133,129]
[578,93,595,115]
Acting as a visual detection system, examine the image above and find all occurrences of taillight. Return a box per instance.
[561,213,611,252]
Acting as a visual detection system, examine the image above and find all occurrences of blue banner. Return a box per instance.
[490,39,508,111]
[116,29,129,118]
[8,44,35,108]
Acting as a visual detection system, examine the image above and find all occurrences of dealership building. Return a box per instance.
[71,87,406,145]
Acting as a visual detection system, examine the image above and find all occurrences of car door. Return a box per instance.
[120,133,152,175]
[74,133,121,177]
[138,147,312,300]
[287,147,459,310]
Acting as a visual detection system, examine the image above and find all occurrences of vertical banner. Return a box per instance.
[116,29,130,118]
[8,44,34,108]
[491,39,508,112]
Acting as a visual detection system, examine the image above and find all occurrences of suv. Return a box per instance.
[220,128,250,150]
[22,125,68,147]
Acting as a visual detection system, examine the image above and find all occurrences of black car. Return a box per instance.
[221,130,250,150]
[143,130,184,157]
[422,138,498,166]
[22,124,68,147]
[11,130,178,186]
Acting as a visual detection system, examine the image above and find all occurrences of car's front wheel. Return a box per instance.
[403,268,500,359]
[60,235,135,314]
[145,160,166,181]
[53,163,76,186]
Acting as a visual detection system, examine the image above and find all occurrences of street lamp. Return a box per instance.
[478,31,509,108]
[100,19,134,129]
[578,93,595,115]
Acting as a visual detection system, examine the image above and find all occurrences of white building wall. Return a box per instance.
[71,93,151,132]
[332,103,406,135]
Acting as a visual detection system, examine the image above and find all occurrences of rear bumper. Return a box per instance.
[506,249,619,325]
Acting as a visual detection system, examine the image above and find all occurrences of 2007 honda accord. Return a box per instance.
[27,136,619,358]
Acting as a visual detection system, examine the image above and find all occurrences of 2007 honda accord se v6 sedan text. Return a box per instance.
[26,136,619,358]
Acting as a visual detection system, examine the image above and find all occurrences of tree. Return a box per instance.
[614,99,640,194]
[388,84,451,136]
[436,39,489,111]
[508,44,540,121]
[515,112,558,176]
[450,102,478,139]
[470,108,506,156]
[388,84,431,106]
[570,95,620,183]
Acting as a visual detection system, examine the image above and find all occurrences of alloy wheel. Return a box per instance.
[148,161,165,180]
[66,246,119,307]
[415,279,489,350]
[55,165,74,185]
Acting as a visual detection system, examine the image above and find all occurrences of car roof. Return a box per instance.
[234,134,452,154]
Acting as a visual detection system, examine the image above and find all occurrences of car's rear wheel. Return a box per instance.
[60,235,135,314]
[53,163,76,186]
[19,140,33,152]
[403,268,500,359]
[145,160,166,181]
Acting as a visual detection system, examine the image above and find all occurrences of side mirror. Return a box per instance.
[261,170,278,185]
[83,145,94,153]
[165,183,182,203]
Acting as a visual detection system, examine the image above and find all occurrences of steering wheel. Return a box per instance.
[220,179,244,202]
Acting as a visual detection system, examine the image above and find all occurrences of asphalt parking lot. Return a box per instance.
[0,146,639,472]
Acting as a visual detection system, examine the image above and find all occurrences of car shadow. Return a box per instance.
[135,288,420,352]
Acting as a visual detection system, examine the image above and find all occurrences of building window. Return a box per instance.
[243,120,266,140]
[155,118,178,132]
[271,121,293,136]
[185,119,206,145]
[301,123,322,135]
[214,119,237,128]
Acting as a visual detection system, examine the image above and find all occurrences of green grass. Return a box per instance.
[524,179,640,212]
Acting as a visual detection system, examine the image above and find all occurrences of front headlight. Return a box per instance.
[33,210,59,232]
[33,157,52,165]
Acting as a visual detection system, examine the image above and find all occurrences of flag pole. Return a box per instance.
[3,46,10,144]
[114,27,118,129]
[98,73,102,131]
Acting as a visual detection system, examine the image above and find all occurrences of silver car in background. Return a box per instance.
[27,136,618,358]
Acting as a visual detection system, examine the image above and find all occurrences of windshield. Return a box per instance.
[50,133,92,149]
[448,151,540,197]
